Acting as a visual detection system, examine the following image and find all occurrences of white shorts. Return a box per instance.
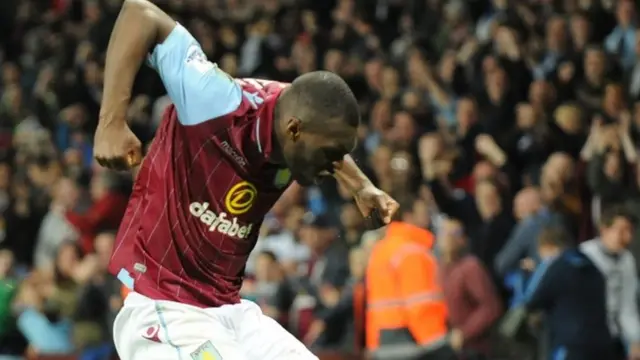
[113,292,318,360]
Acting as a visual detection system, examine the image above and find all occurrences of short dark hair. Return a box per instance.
[257,250,278,262]
[538,226,571,249]
[585,44,605,55]
[283,71,360,134]
[600,204,636,228]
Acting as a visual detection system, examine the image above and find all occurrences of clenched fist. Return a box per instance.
[93,122,143,171]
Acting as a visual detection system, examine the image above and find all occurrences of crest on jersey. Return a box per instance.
[190,340,222,360]
[274,169,292,189]
[185,45,214,73]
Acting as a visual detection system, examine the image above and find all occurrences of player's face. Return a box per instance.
[283,122,356,186]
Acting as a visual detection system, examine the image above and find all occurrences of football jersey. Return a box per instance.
[110,24,292,307]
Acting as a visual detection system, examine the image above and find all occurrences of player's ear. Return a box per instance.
[286,117,302,142]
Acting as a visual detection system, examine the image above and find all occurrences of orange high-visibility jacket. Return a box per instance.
[365,222,448,350]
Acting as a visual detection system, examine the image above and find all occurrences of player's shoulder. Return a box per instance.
[230,78,289,112]
[235,78,288,95]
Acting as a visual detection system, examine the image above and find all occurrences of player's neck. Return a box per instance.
[268,129,285,165]
[268,96,286,166]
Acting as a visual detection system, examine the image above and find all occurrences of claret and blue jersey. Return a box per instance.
[111,23,293,308]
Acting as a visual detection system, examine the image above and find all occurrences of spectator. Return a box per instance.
[13,269,73,355]
[494,187,562,277]
[581,205,640,360]
[307,246,367,352]
[34,177,80,272]
[3,0,640,358]
[91,231,120,340]
[539,153,582,237]
[550,104,587,160]
[628,29,640,99]
[467,180,515,279]
[250,205,309,276]
[298,212,350,293]
[586,118,638,220]
[65,171,128,254]
[339,203,365,247]
[604,0,637,71]
[244,250,285,312]
[576,46,609,113]
[40,242,101,350]
[502,103,549,183]
[626,163,640,273]
[438,218,502,359]
[365,210,453,359]
[0,249,22,356]
[524,227,613,360]
[286,213,349,341]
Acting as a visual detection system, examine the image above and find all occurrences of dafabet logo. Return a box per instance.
[224,181,257,215]
[189,181,257,239]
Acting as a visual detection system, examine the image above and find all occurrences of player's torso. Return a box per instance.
[160,80,291,254]
[110,79,291,306]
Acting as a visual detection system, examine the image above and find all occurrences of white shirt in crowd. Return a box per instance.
[581,239,640,344]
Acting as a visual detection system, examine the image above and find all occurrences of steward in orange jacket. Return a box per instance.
[366,221,454,360]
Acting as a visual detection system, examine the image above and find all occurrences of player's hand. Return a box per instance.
[354,185,399,225]
[94,122,142,171]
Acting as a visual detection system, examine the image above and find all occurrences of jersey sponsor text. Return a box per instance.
[189,202,254,239]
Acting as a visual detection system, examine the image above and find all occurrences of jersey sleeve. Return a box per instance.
[147,23,242,125]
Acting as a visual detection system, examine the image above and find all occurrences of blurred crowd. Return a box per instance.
[2,0,640,359]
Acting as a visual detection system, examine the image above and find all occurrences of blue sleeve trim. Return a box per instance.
[117,268,135,290]
[148,23,242,125]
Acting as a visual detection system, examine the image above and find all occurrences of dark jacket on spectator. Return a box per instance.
[525,249,614,359]
[314,279,357,351]
[587,153,633,210]
[428,178,515,285]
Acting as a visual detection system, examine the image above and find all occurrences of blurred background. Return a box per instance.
[1,0,640,359]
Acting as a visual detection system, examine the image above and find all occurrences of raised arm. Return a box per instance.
[95,0,241,170]
[332,155,373,195]
[333,155,399,224]
[94,0,176,170]
[99,0,175,129]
